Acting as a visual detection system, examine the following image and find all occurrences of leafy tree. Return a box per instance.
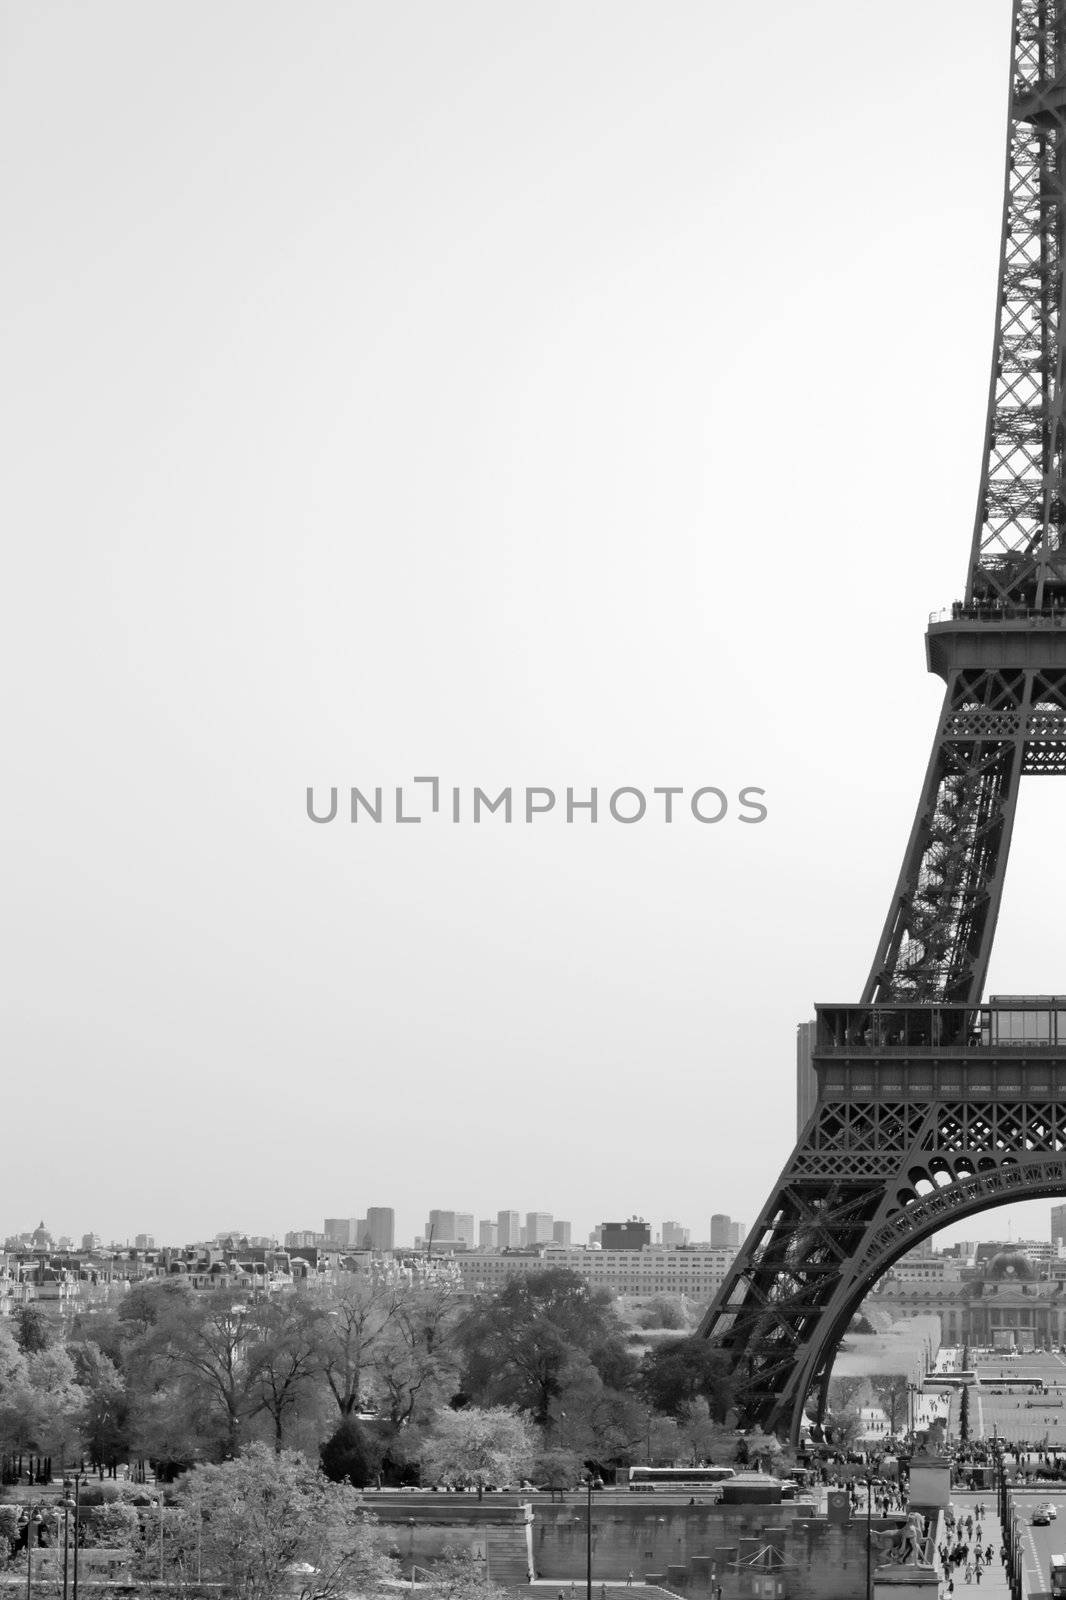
[371,1277,462,1434]
[83,1501,140,1551]
[546,1356,651,1465]
[118,1279,195,1332]
[14,1305,54,1355]
[425,1549,506,1600]
[246,1298,324,1453]
[532,1447,583,1497]
[145,1291,256,1457]
[70,1342,130,1471]
[312,1273,406,1418]
[421,1406,535,1499]
[171,1444,392,1600]
[640,1339,735,1421]
[637,1299,688,1331]
[455,1271,633,1427]
[960,1385,970,1443]
[126,1379,223,1476]
[873,1376,909,1435]
[677,1398,733,1465]
[25,1347,85,1468]
[319,1417,378,1488]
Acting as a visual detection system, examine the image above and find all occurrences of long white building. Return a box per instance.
[453,1243,738,1300]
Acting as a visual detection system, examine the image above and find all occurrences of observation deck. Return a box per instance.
[812,996,1066,1101]
[926,602,1066,679]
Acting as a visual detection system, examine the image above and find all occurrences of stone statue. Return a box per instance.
[870,1515,930,1568]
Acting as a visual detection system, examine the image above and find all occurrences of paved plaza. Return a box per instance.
[950,1352,1066,1448]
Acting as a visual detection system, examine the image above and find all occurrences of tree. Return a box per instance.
[14,1306,54,1356]
[455,1271,634,1427]
[637,1299,688,1331]
[146,1291,256,1457]
[425,1549,506,1600]
[421,1406,535,1499]
[532,1448,583,1498]
[677,1398,733,1465]
[172,1444,393,1600]
[25,1347,85,1468]
[83,1501,140,1552]
[246,1299,324,1453]
[371,1275,462,1435]
[319,1417,378,1488]
[959,1385,971,1444]
[312,1273,406,1418]
[70,1342,130,1472]
[640,1340,736,1421]
[873,1376,909,1436]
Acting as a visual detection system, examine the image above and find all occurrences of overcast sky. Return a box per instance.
[4,0,1057,1252]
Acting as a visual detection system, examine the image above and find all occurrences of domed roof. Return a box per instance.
[986,1249,1037,1282]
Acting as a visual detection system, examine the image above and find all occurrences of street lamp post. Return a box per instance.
[24,1508,40,1600]
[865,1473,873,1600]
[62,1485,75,1600]
[71,1475,81,1600]
[584,1476,594,1600]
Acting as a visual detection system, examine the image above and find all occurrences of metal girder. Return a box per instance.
[969,0,1066,608]
[700,1085,1066,1443]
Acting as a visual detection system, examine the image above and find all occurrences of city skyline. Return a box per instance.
[7,1196,1061,1256]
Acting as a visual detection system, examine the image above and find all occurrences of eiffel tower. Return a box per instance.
[699,0,1066,1444]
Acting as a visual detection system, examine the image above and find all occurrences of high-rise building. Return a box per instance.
[729,1221,746,1248]
[796,1019,817,1135]
[81,1233,101,1253]
[526,1212,554,1245]
[589,1225,603,1247]
[367,1208,395,1251]
[324,1218,358,1247]
[601,1219,651,1251]
[426,1211,474,1248]
[498,1210,521,1249]
[134,1233,154,1250]
[661,1220,689,1247]
[710,1214,732,1250]
[427,1210,458,1243]
[479,1220,498,1249]
[355,1216,370,1247]
[1053,1206,1066,1251]
[552,1220,572,1246]
[456,1213,475,1249]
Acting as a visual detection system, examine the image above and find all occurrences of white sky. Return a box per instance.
[4,0,1058,1251]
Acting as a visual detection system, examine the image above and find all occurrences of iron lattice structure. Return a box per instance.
[698,0,1066,1442]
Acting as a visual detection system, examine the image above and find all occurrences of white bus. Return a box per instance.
[627,1466,736,1492]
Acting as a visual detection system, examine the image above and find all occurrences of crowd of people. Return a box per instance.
[936,1505,1007,1591]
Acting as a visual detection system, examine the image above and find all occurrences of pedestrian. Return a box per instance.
[627,1575,634,1588]
[975,1564,982,1585]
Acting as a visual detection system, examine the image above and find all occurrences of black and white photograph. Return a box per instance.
[6,2,1066,1596]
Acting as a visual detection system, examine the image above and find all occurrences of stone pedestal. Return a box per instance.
[873,1565,941,1599]
[909,1454,952,1513]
